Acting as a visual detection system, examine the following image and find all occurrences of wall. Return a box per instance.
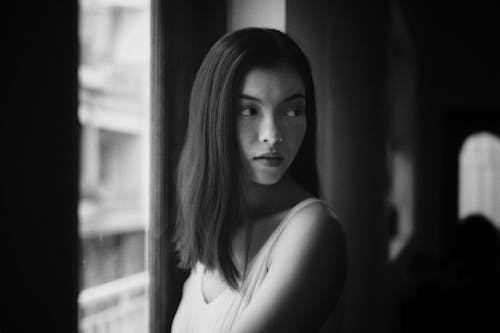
[228,0,286,31]
[287,1,390,332]
[400,0,500,258]
[389,1,500,331]
[2,1,80,332]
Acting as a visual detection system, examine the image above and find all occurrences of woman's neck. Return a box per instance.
[243,174,310,219]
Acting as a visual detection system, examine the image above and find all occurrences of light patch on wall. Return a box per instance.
[228,0,286,31]
[388,150,415,260]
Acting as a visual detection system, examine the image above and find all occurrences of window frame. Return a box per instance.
[149,1,227,332]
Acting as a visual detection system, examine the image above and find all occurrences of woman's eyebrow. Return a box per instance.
[282,93,305,103]
[238,94,261,102]
[238,93,305,103]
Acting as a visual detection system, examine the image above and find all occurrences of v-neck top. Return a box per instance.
[171,198,339,333]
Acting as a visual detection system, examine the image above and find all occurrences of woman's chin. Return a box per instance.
[250,173,285,186]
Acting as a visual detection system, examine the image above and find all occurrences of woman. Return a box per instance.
[172,28,347,333]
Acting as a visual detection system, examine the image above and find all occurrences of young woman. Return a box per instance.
[172,28,347,333]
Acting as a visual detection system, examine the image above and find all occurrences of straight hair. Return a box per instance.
[174,28,319,289]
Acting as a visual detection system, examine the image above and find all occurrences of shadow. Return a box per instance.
[438,214,500,332]
[399,214,500,332]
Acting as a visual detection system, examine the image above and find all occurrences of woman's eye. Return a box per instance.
[284,109,303,117]
[239,106,257,116]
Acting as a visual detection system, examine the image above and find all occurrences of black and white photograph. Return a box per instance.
[2,0,499,332]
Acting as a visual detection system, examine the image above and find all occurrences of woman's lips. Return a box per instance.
[253,153,284,167]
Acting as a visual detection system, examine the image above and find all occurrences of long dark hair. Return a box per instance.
[174,28,319,289]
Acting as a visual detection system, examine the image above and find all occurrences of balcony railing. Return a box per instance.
[79,271,149,333]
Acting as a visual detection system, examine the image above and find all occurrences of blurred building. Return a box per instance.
[77,0,150,332]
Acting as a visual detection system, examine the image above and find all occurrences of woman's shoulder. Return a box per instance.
[285,197,341,235]
[290,197,338,220]
[269,197,346,268]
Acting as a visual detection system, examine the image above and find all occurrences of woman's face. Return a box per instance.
[237,64,306,185]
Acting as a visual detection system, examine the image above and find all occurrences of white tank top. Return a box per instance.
[171,198,343,333]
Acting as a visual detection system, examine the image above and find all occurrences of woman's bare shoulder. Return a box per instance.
[269,199,346,267]
[292,199,340,227]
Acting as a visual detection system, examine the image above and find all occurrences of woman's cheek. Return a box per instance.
[237,120,253,154]
[286,120,306,149]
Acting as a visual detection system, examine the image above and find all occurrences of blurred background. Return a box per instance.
[77,0,150,332]
[3,0,499,333]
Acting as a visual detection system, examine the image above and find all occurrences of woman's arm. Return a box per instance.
[231,203,348,333]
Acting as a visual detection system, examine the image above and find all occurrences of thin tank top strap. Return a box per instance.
[261,198,339,269]
[243,198,337,282]
[266,197,328,250]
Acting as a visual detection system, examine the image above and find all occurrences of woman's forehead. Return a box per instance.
[239,64,305,101]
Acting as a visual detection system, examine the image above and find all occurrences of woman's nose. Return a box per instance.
[259,115,283,145]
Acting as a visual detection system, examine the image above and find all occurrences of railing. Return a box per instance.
[79,272,149,333]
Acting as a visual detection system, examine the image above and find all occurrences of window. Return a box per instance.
[459,131,500,227]
[78,0,150,332]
